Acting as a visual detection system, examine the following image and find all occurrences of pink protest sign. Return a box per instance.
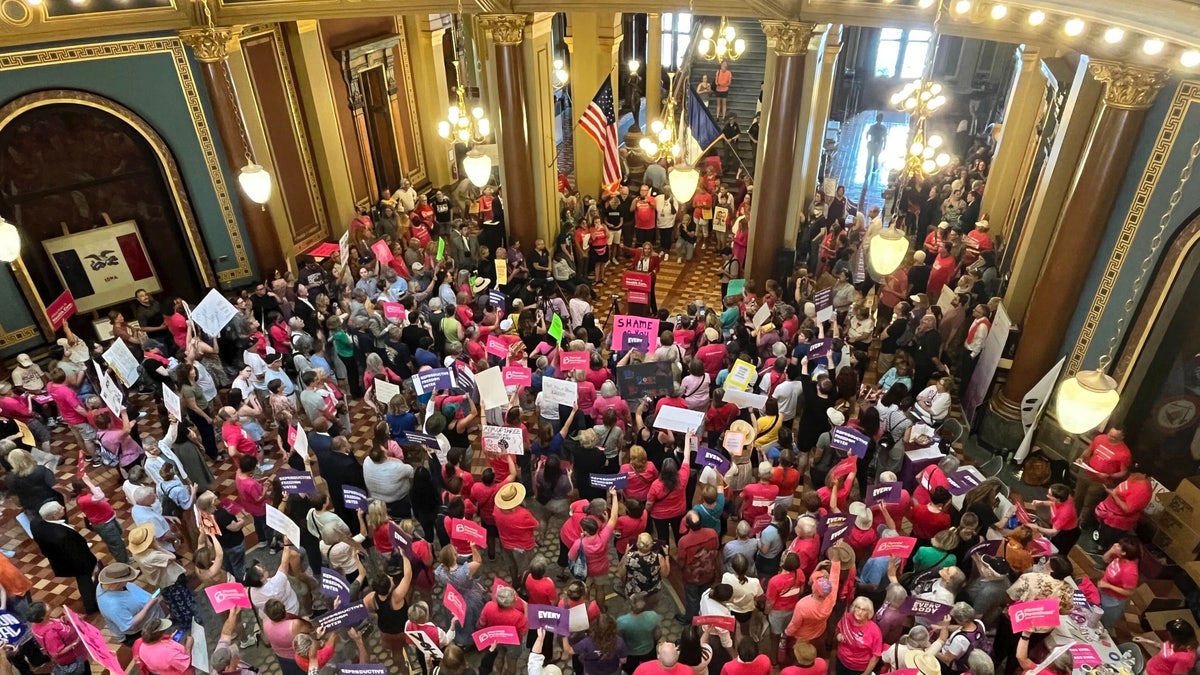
[872,536,918,560]
[206,582,252,612]
[692,615,736,632]
[449,518,488,548]
[612,315,659,353]
[1069,644,1101,667]
[502,366,532,387]
[65,607,126,675]
[380,301,406,321]
[47,290,76,329]
[444,584,467,623]
[473,626,520,650]
[485,336,510,358]
[560,351,590,370]
[1008,598,1061,632]
[371,239,394,264]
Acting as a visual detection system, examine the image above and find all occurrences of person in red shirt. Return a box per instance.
[633,642,694,675]
[1095,473,1153,549]
[696,329,728,378]
[909,487,952,543]
[766,553,806,663]
[1137,618,1199,675]
[569,488,619,607]
[1029,483,1081,555]
[962,219,993,266]
[470,459,516,560]
[676,512,720,624]
[494,482,539,588]
[1097,536,1140,632]
[926,241,957,299]
[218,408,260,462]
[615,500,649,555]
[721,637,772,675]
[705,390,740,448]
[632,185,658,246]
[70,475,130,563]
[844,505,880,564]
[912,457,956,506]
[869,471,912,530]
[477,585,528,675]
[644,438,693,547]
[781,640,828,675]
[740,463,780,530]
[522,559,559,660]
[1075,427,1132,533]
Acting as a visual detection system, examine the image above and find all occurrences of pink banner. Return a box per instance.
[206,581,252,612]
[872,536,918,560]
[308,242,340,258]
[372,239,394,264]
[502,366,532,387]
[692,615,736,632]
[627,290,649,305]
[287,425,297,447]
[1069,644,1101,667]
[485,336,510,358]
[65,607,126,675]
[47,290,76,329]
[560,351,589,370]
[444,584,467,624]
[449,518,488,548]
[380,301,406,321]
[473,626,520,650]
[1008,598,1061,632]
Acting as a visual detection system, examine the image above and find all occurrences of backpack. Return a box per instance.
[683,544,719,586]
[159,483,184,519]
[568,537,589,580]
[948,620,992,672]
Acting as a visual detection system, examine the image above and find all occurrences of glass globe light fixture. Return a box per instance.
[238,163,272,204]
[1055,370,1119,434]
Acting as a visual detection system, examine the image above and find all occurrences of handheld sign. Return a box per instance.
[320,567,352,605]
[697,446,732,475]
[444,584,467,624]
[342,486,368,511]
[865,482,903,505]
[814,288,834,322]
[205,582,252,613]
[485,336,509,359]
[292,424,309,460]
[65,607,125,675]
[542,377,578,407]
[47,290,77,330]
[317,602,369,632]
[372,240,393,264]
[276,470,316,496]
[413,368,454,395]
[692,615,736,632]
[654,406,705,433]
[501,366,532,387]
[1007,599,1061,632]
[946,468,984,496]
[527,604,570,635]
[1069,644,1101,667]
[265,505,300,546]
[341,666,388,675]
[560,351,590,370]
[830,426,871,458]
[407,630,444,659]
[872,537,918,560]
[547,314,564,343]
[723,431,746,456]
[612,315,659,352]
[590,473,628,490]
[448,518,488,548]
[482,425,524,455]
[473,626,520,650]
[900,595,952,622]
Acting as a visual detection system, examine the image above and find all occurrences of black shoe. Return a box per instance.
[675,614,689,625]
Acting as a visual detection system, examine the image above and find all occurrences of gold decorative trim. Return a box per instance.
[479,13,526,46]
[0,37,249,283]
[760,20,818,56]
[394,17,428,187]
[1088,59,1171,111]
[1067,81,1200,376]
[179,26,242,63]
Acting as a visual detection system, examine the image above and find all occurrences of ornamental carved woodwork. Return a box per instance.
[179,27,241,63]
[1088,60,1171,110]
[479,14,526,46]
[760,20,818,57]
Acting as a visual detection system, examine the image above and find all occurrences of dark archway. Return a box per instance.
[0,90,207,337]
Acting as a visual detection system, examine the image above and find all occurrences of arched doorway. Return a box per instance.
[0,90,210,338]
[1114,207,1200,489]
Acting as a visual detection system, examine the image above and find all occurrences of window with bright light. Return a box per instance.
[662,12,693,68]
[874,28,933,79]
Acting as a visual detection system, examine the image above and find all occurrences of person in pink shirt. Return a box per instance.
[621,446,659,502]
[235,455,271,550]
[1075,427,1132,533]
[721,638,771,675]
[575,371,598,415]
[591,381,631,429]
[644,438,693,548]
[614,500,648,556]
[912,457,955,506]
[835,596,883,675]
[784,555,842,659]
[585,355,612,391]
[569,488,619,607]
[476,586,529,675]
[780,641,827,675]
[1029,482,1081,554]
[1137,619,1199,675]
[134,618,195,675]
[739,463,780,530]
[47,369,98,460]
[1097,536,1140,632]
[695,328,728,378]
[1095,473,1153,549]
[29,601,88,674]
[788,518,821,580]
[493,482,540,588]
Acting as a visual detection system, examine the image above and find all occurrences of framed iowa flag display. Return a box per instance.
[42,221,160,313]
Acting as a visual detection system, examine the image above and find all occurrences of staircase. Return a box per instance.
[683,16,768,179]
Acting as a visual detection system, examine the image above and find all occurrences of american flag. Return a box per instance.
[579,79,621,191]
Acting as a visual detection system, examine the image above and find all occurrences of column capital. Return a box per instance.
[1088,59,1171,110]
[179,26,242,63]
[824,41,843,57]
[760,21,819,57]
[479,14,527,46]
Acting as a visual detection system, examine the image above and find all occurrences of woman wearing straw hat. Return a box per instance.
[128,522,194,627]
[723,420,756,494]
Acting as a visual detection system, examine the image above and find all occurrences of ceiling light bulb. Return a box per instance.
[658,129,671,143]
[639,138,657,154]
[701,27,714,39]
[723,25,736,41]
[1143,39,1164,55]
[923,159,937,173]
[1103,27,1124,43]
[650,120,664,134]
[1182,50,1200,67]
[918,0,934,7]
[553,59,564,69]
[1027,10,1045,25]
[1063,18,1085,36]
[930,83,943,95]
[936,154,951,167]
[733,38,746,54]
[437,121,451,139]
[990,4,1007,19]
[457,128,470,142]
[448,105,460,123]
[953,0,971,13]
[472,107,484,119]
[929,135,943,148]
[477,118,490,137]
[23,0,42,6]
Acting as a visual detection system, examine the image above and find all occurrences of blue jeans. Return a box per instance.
[1100,593,1128,633]
[223,542,246,582]
[684,583,703,622]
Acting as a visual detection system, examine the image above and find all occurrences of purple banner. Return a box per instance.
[527,604,569,635]
[820,512,848,535]
[342,486,368,511]
[415,368,454,393]
[945,468,983,496]
[320,567,351,604]
[488,290,505,308]
[900,595,952,621]
[696,446,731,476]
[830,426,871,458]
[590,473,628,490]
[277,470,316,496]
[340,666,387,675]
[865,482,903,505]
[820,523,850,557]
[404,431,440,448]
[316,602,369,632]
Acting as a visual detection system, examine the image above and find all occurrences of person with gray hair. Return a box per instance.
[30,500,100,613]
[477,585,526,675]
[722,520,759,576]
[881,624,944,670]
[937,602,986,671]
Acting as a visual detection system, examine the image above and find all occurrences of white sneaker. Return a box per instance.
[663,253,669,262]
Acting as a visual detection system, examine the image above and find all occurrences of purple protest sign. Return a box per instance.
[966,539,1001,558]
[946,468,983,496]
[820,524,850,556]
[527,604,569,635]
[865,482,903,505]
[830,426,871,458]
[590,473,628,490]
[488,290,506,308]
[415,368,454,394]
[808,338,833,358]
[820,512,848,535]
[342,486,368,511]
[696,446,731,475]
[320,567,351,604]
[390,523,414,557]
[276,470,316,496]
[814,288,833,322]
[900,595,952,622]
[340,666,387,675]
[316,602,369,632]
[404,431,440,448]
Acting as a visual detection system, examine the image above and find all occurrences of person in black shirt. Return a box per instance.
[198,490,249,581]
[250,282,281,324]
[432,189,453,229]
[604,195,625,262]
[297,257,328,299]
[132,289,170,348]
[908,250,931,295]
[381,325,413,379]
[528,238,551,287]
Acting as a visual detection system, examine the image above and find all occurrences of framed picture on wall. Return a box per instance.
[42,220,161,314]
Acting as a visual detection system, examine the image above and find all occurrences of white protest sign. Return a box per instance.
[654,405,705,433]
[339,229,350,265]
[476,366,508,410]
[292,424,309,461]
[162,384,182,421]
[374,378,401,407]
[406,630,444,659]
[98,370,125,416]
[265,505,300,546]
[482,424,524,455]
[541,377,578,407]
[723,388,768,410]
[189,288,239,338]
[752,304,772,328]
[102,339,141,386]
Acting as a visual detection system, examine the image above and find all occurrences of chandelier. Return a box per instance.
[553,58,569,88]
[696,17,746,61]
[436,14,494,188]
[639,74,681,160]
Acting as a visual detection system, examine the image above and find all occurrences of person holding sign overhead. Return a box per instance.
[644,434,694,549]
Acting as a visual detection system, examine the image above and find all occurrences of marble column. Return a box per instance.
[993,60,1169,419]
[746,21,818,279]
[180,26,285,277]
[479,14,540,249]
[522,13,561,243]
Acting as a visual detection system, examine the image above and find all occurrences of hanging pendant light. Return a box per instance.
[1054,370,1119,434]
[239,163,273,204]
[867,228,909,276]
[668,164,700,202]
[0,218,21,263]
[463,149,493,188]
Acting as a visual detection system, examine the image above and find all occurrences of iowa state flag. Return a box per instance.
[43,221,160,313]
